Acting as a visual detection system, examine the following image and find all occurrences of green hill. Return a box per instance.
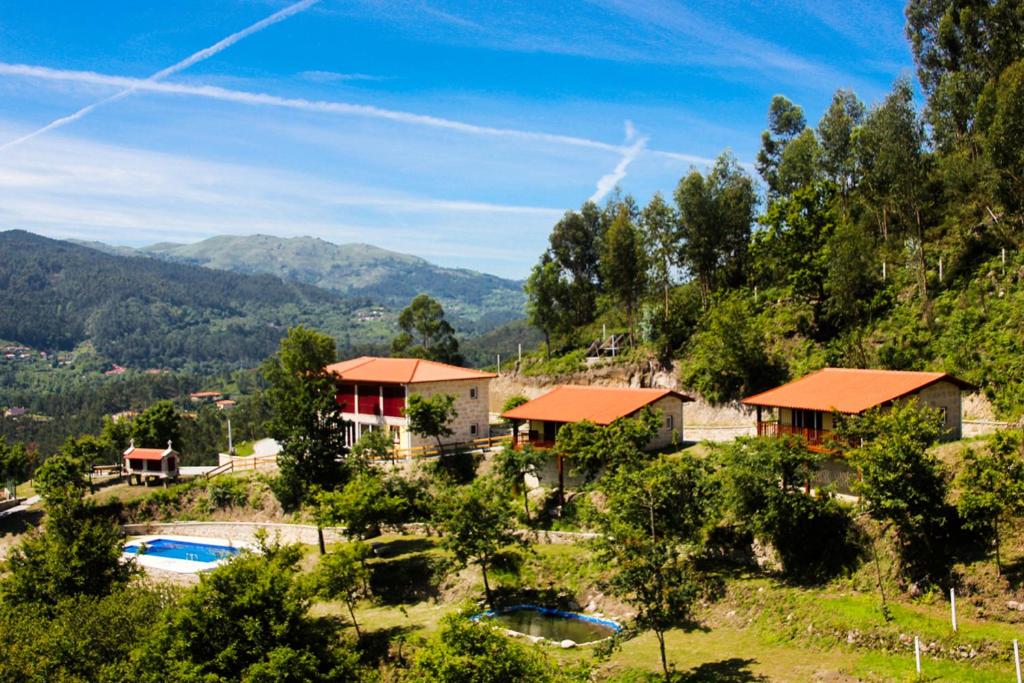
[136,234,525,329]
[0,230,373,372]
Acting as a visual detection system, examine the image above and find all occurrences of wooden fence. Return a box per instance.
[204,454,278,480]
[204,436,511,479]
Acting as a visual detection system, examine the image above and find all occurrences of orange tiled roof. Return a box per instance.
[741,368,975,414]
[325,356,496,384]
[501,385,692,426]
[123,445,175,461]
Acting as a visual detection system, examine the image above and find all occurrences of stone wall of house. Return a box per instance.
[647,395,688,449]
[908,380,963,439]
[406,378,492,449]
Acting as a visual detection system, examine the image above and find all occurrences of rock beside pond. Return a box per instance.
[560,639,576,649]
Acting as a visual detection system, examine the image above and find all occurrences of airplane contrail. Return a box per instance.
[0,0,320,152]
[0,62,720,166]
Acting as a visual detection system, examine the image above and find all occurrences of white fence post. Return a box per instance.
[950,587,957,632]
[1015,639,1022,683]
[914,636,921,677]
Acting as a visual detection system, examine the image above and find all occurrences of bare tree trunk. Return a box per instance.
[317,526,326,556]
[481,560,493,606]
[522,481,530,521]
[657,630,669,681]
[995,520,1002,576]
[345,597,361,638]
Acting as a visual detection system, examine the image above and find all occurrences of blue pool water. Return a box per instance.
[124,538,240,563]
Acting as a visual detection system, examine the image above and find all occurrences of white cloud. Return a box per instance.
[0,125,561,276]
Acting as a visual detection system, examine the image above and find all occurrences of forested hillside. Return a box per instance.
[523,4,1024,418]
[133,234,525,329]
[0,230,373,371]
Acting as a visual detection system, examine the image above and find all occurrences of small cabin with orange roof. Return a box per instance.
[325,356,496,451]
[742,368,975,449]
[501,385,693,450]
[123,440,180,484]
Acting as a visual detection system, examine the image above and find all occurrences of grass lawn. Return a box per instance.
[293,532,1024,681]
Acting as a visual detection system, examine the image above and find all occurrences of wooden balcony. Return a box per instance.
[756,421,840,453]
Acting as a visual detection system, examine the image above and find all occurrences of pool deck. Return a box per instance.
[123,533,252,574]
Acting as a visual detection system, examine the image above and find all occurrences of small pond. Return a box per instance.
[478,606,620,644]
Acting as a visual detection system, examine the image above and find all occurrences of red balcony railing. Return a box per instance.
[756,421,840,452]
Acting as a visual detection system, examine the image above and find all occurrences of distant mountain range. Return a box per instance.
[0,230,377,371]
[72,234,526,330]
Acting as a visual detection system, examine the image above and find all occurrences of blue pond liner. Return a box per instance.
[123,538,240,563]
[471,604,622,634]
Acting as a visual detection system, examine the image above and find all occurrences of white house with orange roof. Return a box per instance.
[742,368,975,448]
[501,385,694,450]
[324,356,497,451]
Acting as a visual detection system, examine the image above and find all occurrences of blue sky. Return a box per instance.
[0,0,913,278]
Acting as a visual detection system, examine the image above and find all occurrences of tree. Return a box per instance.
[2,453,135,608]
[408,614,560,683]
[0,437,30,498]
[547,202,605,327]
[263,326,349,510]
[906,0,1024,151]
[432,476,521,605]
[817,89,865,203]
[554,408,660,486]
[980,60,1024,224]
[681,292,785,404]
[313,542,371,637]
[676,152,757,306]
[856,79,932,303]
[847,401,951,584]
[0,585,176,683]
[134,540,361,682]
[131,400,182,450]
[956,431,1024,574]
[318,470,408,541]
[350,428,395,468]
[391,294,462,364]
[594,457,715,680]
[494,444,547,520]
[756,95,808,197]
[640,191,679,322]
[714,437,860,582]
[405,392,457,456]
[61,434,111,491]
[524,254,567,358]
[600,205,648,341]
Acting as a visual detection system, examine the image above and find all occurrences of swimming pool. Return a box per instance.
[124,538,240,563]
[123,535,247,573]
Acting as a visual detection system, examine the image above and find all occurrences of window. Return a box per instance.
[470,387,478,399]
[665,415,674,430]
[470,424,478,436]
[793,409,823,430]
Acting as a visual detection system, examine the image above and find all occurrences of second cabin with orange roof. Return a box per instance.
[501,385,694,450]
[742,367,976,448]
[324,356,496,451]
